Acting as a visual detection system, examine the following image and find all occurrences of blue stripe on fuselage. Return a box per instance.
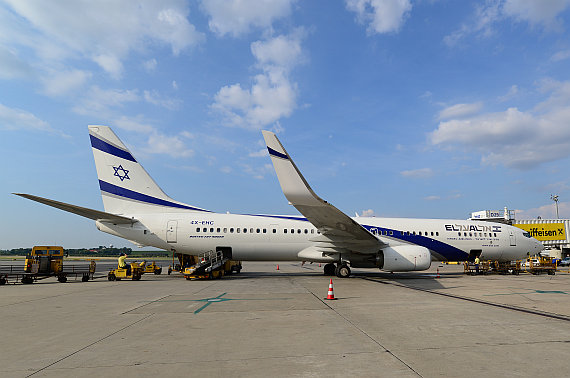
[99,180,210,212]
[90,135,137,162]
[360,224,469,261]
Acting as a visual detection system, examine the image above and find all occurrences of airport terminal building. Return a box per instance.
[471,208,569,259]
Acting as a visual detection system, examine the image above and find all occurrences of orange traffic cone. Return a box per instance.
[325,279,337,300]
[276,264,279,270]
[436,268,440,279]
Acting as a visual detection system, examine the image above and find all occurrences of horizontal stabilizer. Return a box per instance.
[14,193,136,224]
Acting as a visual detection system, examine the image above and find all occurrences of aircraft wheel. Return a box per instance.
[82,275,89,282]
[335,264,351,278]
[0,278,6,285]
[108,273,116,281]
[155,268,162,275]
[22,277,33,284]
[323,263,336,276]
[58,276,68,283]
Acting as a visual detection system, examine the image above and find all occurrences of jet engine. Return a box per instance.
[379,245,431,272]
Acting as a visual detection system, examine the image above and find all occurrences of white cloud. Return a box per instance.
[143,90,181,110]
[143,59,158,72]
[1,0,204,78]
[0,45,34,79]
[113,116,155,134]
[437,102,483,121]
[93,54,123,79]
[0,103,69,137]
[444,1,501,46]
[200,0,294,37]
[145,132,193,158]
[424,195,441,201]
[430,79,570,169]
[346,0,412,34]
[498,85,519,102]
[444,0,570,46]
[212,32,304,129]
[73,86,140,116]
[0,103,50,131]
[360,209,376,217]
[41,69,91,97]
[241,163,274,179]
[400,167,434,178]
[551,49,570,62]
[516,201,570,220]
[503,0,570,29]
[249,148,269,158]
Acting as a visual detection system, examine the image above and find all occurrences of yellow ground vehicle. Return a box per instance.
[107,261,144,281]
[0,246,95,285]
[182,250,242,280]
[25,246,65,275]
[141,261,162,275]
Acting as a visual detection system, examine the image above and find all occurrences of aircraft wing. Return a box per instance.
[14,193,136,224]
[261,131,385,254]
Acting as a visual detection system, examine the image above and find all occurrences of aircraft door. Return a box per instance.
[509,230,516,246]
[167,220,178,243]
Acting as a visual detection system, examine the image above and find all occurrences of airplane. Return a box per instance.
[15,125,543,278]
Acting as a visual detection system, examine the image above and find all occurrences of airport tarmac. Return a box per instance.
[1,261,569,378]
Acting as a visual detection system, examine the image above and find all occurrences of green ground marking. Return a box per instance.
[152,292,292,314]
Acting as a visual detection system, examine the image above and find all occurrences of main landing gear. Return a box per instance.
[323,263,351,278]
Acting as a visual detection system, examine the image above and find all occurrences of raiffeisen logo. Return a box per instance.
[445,224,502,232]
[527,227,560,238]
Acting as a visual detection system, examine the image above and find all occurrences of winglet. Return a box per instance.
[261,131,324,207]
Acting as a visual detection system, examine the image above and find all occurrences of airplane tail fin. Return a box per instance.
[89,125,209,215]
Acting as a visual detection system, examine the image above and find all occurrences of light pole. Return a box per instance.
[551,194,559,219]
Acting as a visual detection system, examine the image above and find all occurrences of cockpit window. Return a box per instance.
[523,232,531,238]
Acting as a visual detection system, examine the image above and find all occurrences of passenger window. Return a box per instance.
[458,232,461,236]
[389,231,393,235]
[203,228,207,232]
[217,228,221,232]
[304,229,308,234]
[237,228,240,233]
[297,229,301,234]
[250,228,254,233]
[230,228,234,233]
[224,228,227,233]
[263,229,267,233]
[291,229,294,234]
[284,229,287,233]
[243,228,247,233]
[210,228,214,232]
[311,229,314,234]
[256,228,260,233]
[419,232,422,236]
[273,229,276,233]
[196,228,200,232]
[436,232,439,236]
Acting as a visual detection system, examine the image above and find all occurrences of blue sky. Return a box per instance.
[2,0,570,249]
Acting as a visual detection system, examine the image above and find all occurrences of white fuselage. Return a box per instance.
[96,212,542,264]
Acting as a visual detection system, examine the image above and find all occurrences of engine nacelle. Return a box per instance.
[380,245,431,272]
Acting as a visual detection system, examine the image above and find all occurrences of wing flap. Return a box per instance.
[14,193,136,224]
